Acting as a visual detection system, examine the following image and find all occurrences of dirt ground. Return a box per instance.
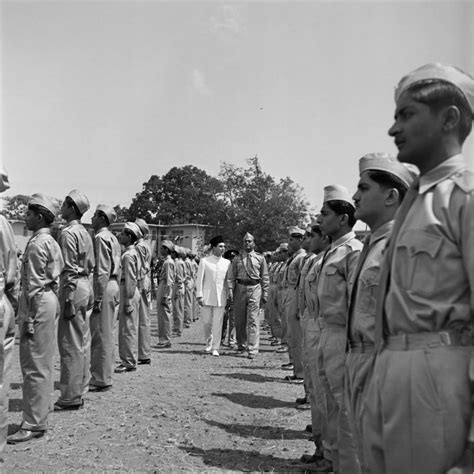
[4,307,316,472]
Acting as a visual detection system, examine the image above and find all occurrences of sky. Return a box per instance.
[1,0,473,223]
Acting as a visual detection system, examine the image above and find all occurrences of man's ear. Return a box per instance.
[385,188,400,207]
[442,105,461,133]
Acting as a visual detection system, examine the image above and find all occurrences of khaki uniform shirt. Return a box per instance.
[20,228,64,320]
[59,220,95,301]
[0,216,18,309]
[121,245,140,306]
[174,258,186,290]
[228,250,269,300]
[304,252,324,320]
[159,255,175,299]
[298,253,318,315]
[93,227,121,302]
[316,231,362,327]
[135,238,151,291]
[284,248,307,289]
[383,155,473,335]
[348,220,393,344]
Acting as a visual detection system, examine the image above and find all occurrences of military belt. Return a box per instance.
[384,330,471,351]
[237,278,260,286]
[348,340,375,354]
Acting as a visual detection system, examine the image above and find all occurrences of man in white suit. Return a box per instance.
[195,235,230,357]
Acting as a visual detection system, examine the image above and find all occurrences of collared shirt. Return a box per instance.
[159,255,175,299]
[284,248,307,288]
[384,154,474,335]
[135,237,151,288]
[0,215,18,308]
[298,253,318,314]
[59,220,95,301]
[316,231,363,327]
[174,257,186,290]
[228,250,270,300]
[121,245,140,304]
[349,220,393,343]
[93,227,121,301]
[20,228,64,319]
[195,254,230,306]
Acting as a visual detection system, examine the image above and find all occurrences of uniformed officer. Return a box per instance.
[115,222,142,373]
[347,153,418,471]
[55,190,95,411]
[8,194,64,443]
[0,169,18,450]
[363,64,474,474]
[314,185,363,473]
[135,218,152,365]
[275,243,289,353]
[172,246,186,337]
[183,248,195,329]
[228,232,269,359]
[89,204,121,391]
[281,226,306,383]
[155,240,175,348]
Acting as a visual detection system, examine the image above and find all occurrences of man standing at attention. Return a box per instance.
[55,190,95,411]
[89,204,121,392]
[347,153,418,472]
[156,240,175,349]
[228,232,269,360]
[363,63,474,474]
[8,194,64,443]
[135,218,152,365]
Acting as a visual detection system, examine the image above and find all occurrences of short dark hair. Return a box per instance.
[123,229,138,244]
[407,79,473,143]
[29,204,55,226]
[367,170,409,202]
[326,200,356,228]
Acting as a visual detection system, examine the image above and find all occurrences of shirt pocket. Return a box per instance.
[395,230,443,297]
[322,264,339,299]
[356,266,379,314]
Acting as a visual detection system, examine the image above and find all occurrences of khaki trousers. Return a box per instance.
[363,346,471,474]
[137,279,151,360]
[234,283,261,354]
[118,286,140,368]
[184,280,194,325]
[0,295,15,451]
[172,286,185,335]
[285,286,303,378]
[156,281,173,343]
[20,290,59,431]
[58,277,92,406]
[90,279,119,387]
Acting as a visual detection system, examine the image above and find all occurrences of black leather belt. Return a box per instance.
[384,331,470,351]
[237,278,260,286]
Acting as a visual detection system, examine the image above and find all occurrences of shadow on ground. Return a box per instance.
[178,445,302,472]
[203,418,309,441]
[212,392,293,409]
[211,372,283,383]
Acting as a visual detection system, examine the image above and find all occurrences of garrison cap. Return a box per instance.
[359,152,419,188]
[243,232,254,241]
[279,242,289,251]
[323,185,354,207]
[29,193,59,217]
[124,222,142,239]
[0,168,10,193]
[161,240,174,252]
[209,235,225,247]
[288,226,305,237]
[135,218,149,236]
[67,189,90,215]
[96,204,116,224]
[395,63,474,114]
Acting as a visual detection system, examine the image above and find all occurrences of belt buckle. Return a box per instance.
[439,331,451,346]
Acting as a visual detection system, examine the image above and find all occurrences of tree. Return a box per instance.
[127,166,227,227]
[2,194,30,220]
[218,157,309,250]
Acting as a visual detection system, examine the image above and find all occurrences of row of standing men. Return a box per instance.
[0,187,203,447]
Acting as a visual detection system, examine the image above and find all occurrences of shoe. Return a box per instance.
[236,347,246,355]
[221,341,230,347]
[247,353,256,360]
[212,350,219,357]
[296,396,308,405]
[7,428,45,444]
[300,451,324,464]
[270,340,281,346]
[54,400,83,411]
[114,365,137,373]
[296,402,311,410]
[171,332,181,338]
[184,323,190,328]
[303,457,333,472]
[281,362,294,370]
[284,375,304,384]
[276,345,288,353]
[89,385,111,392]
[305,424,312,433]
[138,359,151,365]
[155,342,171,349]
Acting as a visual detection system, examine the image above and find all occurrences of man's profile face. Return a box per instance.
[317,203,340,239]
[388,92,443,169]
[288,235,302,253]
[352,172,386,226]
[243,236,255,252]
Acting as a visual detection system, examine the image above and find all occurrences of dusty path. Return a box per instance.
[4,309,314,472]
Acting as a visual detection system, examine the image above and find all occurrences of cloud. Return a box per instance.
[191,69,212,97]
[209,5,243,37]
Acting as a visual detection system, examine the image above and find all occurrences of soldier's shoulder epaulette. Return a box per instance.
[451,169,474,193]
[346,238,364,251]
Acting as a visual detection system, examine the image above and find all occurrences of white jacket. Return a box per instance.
[196,255,230,307]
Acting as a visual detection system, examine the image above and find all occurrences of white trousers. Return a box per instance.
[201,306,225,351]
